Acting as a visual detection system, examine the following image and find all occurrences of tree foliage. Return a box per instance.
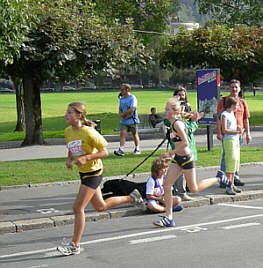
[93,0,175,44]
[0,0,33,64]
[196,0,263,26]
[160,24,263,86]
[1,0,152,145]
[6,0,150,81]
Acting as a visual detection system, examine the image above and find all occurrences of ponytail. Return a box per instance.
[83,117,96,128]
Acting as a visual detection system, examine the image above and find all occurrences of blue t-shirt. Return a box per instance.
[119,94,139,125]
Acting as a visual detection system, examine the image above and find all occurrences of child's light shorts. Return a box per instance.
[223,138,240,173]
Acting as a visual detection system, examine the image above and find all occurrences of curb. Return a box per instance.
[1,162,263,234]
[1,189,263,235]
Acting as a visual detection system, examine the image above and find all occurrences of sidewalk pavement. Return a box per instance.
[0,126,263,162]
[1,162,263,235]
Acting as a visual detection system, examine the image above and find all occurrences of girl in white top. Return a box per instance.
[220,97,243,195]
[146,159,182,213]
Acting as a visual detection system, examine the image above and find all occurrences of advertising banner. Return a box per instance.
[196,69,220,125]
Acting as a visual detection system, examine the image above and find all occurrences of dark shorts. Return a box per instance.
[171,153,194,170]
[79,170,103,189]
[120,123,138,134]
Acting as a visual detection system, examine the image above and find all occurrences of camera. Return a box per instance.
[179,99,191,113]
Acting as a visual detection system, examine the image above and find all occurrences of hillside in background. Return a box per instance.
[175,0,210,26]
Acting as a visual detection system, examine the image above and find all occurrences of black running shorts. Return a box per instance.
[79,169,103,189]
[171,153,194,170]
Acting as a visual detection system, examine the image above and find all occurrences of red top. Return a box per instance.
[217,96,250,129]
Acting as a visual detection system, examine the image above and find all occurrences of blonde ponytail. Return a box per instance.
[83,117,96,128]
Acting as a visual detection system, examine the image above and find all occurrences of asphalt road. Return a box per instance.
[1,164,263,224]
[0,199,263,268]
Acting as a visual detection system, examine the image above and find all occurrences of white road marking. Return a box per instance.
[36,208,60,214]
[26,265,48,268]
[1,213,263,259]
[222,222,261,230]
[180,226,207,233]
[218,203,263,210]
[0,248,57,259]
[129,235,176,244]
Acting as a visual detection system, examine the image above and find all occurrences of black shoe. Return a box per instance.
[232,185,242,193]
[234,178,245,186]
[114,149,124,157]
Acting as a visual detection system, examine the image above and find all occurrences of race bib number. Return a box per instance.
[170,132,175,139]
[67,140,85,156]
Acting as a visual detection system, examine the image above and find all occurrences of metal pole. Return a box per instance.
[207,125,213,151]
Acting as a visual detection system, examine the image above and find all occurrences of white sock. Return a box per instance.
[119,146,124,151]
[135,146,140,150]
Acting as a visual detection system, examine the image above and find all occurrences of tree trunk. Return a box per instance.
[12,76,25,132]
[21,75,45,146]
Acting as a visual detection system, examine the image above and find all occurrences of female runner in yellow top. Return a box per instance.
[57,102,144,256]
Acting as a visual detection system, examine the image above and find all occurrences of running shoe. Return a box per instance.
[57,241,80,256]
[232,185,242,193]
[172,205,183,212]
[226,186,236,195]
[153,215,175,227]
[114,149,124,157]
[133,148,141,155]
[234,178,245,186]
[129,189,144,207]
[216,170,231,188]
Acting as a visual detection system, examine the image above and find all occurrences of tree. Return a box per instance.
[0,0,34,133]
[160,24,263,87]
[93,0,175,44]
[0,0,32,64]
[1,0,151,146]
[196,0,263,26]
[12,77,25,131]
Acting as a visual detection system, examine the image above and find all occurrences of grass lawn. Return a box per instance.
[0,90,263,141]
[0,145,262,187]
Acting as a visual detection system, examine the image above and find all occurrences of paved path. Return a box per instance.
[0,129,262,161]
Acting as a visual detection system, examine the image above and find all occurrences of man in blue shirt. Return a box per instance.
[114,84,141,156]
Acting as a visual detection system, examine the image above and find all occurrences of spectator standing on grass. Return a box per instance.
[114,83,141,156]
[216,79,251,187]
[57,102,144,256]
[146,158,182,213]
[220,97,243,195]
[149,107,163,128]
